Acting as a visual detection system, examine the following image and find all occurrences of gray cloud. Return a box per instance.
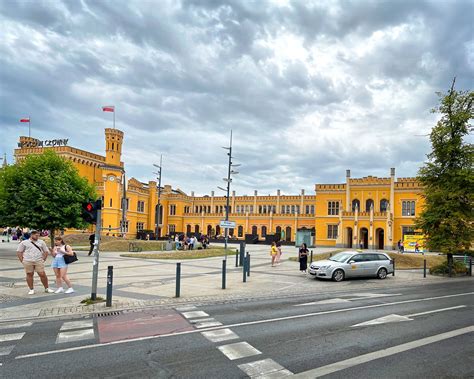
[0,0,472,195]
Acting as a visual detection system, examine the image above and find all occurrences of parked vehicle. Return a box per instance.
[309,251,394,282]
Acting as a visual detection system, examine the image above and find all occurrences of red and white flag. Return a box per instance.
[20,118,30,123]
[102,106,115,112]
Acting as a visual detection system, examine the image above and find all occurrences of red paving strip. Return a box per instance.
[97,309,194,343]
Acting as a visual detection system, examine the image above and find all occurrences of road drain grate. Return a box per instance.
[96,311,122,317]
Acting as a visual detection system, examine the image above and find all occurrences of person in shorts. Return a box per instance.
[51,236,75,294]
[16,230,54,295]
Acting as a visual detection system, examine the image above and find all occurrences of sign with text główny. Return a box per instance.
[220,220,236,229]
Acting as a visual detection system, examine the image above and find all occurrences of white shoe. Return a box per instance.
[54,287,64,294]
[28,289,35,295]
[65,288,75,294]
[45,288,55,293]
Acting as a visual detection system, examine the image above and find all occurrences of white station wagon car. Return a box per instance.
[309,251,394,282]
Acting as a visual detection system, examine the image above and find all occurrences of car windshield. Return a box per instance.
[329,252,354,263]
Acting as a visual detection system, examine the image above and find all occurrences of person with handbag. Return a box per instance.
[16,230,54,295]
[50,236,75,294]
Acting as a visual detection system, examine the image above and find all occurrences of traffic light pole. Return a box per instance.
[91,200,102,301]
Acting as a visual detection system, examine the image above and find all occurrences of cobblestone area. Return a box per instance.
[0,294,21,303]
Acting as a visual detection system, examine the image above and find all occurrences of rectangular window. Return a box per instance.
[281,205,285,214]
[327,225,338,239]
[402,201,416,216]
[305,205,310,214]
[310,205,315,214]
[136,222,144,232]
[402,226,415,236]
[327,201,339,215]
[169,204,176,215]
[120,220,129,233]
[169,224,176,233]
[250,206,253,213]
[137,201,145,213]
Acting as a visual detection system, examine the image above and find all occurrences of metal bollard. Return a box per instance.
[247,253,251,277]
[310,250,313,263]
[392,258,396,276]
[448,261,452,278]
[243,257,247,283]
[175,262,181,298]
[222,259,226,289]
[423,259,426,278]
[469,258,472,277]
[235,250,239,267]
[239,242,245,267]
[106,266,113,307]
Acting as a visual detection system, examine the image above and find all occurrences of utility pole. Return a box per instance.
[153,155,163,239]
[90,199,102,301]
[218,131,239,259]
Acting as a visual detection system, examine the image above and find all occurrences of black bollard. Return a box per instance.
[235,249,239,267]
[310,250,313,263]
[243,257,247,283]
[175,262,181,298]
[106,266,113,307]
[469,258,472,277]
[392,258,396,276]
[448,261,452,277]
[247,253,251,277]
[239,242,245,267]
[222,259,226,289]
[423,259,426,278]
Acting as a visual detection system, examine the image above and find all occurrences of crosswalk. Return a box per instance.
[56,319,95,344]
[0,321,33,361]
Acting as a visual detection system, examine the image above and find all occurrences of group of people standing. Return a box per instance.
[2,226,49,241]
[16,230,75,295]
[270,241,310,272]
[174,234,210,250]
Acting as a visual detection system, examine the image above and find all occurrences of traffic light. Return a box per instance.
[82,200,101,224]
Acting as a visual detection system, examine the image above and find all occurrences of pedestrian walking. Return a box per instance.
[400,241,404,254]
[16,230,54,295]
[299,243,309,273]
[88,233,95,256]
[397,240,401,252]
[415,241,420,253]
[270,242,278,267]
[276,241,282,264]
[51,236,75,294]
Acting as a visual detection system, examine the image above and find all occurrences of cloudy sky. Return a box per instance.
[1,0,473,196]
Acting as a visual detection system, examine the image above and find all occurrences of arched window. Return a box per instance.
[207,225,212,236]
[380,199,388,212]
[366,199,374,212]
[276,226,282,236]
[229,228,234,236]
[194,225,199,234]
[261,226,267,237]
[251,225,258,235]
[216,225,221,236]
[238,225,243,237]
[285,226,292,242]
[352,199,360,212]
[186,225,191,234]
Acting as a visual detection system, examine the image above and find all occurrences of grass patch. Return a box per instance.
[120,247,236,260]
[80,296,105,305]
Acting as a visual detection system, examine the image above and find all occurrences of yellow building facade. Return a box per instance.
[13,128,423,249]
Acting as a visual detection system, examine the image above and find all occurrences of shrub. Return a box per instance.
[429,260,468,275]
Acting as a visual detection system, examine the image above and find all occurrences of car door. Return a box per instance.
[346,254,366,277]
[363,254,381,276]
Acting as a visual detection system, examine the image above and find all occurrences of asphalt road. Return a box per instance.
[1,280,473,378]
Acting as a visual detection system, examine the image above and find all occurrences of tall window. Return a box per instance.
[291,205,295,214]
[328,201,339,215]
[281,205,285,214]
[261,226,267,237]
[327,225,338,239]
[169,224,176,233]
[402,201,416,216]
[380,199,388,212]
[286,205,290,214]
[137,201,145,213]
[195,225,199,234]
[120,220,129,233]
[250,206,254,213]
[366,199,374,212]
[136,222,144,232]
[169,204,176,215]
[310,205,315,214]
[252,225,258,235]
[259,205,262,214]
[236,205,240,213]
[238,225,243,237]
[352,199,360,212]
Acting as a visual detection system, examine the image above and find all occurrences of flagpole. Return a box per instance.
[29,115,31,138]
[113,107,115,129]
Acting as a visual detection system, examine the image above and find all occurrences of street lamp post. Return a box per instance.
[153,155,162,240]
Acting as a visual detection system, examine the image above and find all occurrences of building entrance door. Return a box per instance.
[346,227,353,248]
[360,228,369,249]
[377,229,384,250]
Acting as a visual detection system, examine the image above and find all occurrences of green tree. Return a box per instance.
[416,79,474,263]
[0,150,96,246]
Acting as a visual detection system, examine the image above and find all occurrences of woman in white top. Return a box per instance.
[50,236,74,294]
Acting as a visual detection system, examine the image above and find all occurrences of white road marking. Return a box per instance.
[293,325,474,378]
[189,318,216,324]
[294,293,403,307]
[56,329,95,344]
[295,298,350,306]
[14,291,474,360]
[201,328,239,343]
[352,305,467,327]
[0,322,33,331]
[182,311,209,319]
[218,341,262,360]
[175,306,197,312]
[406,305,466,318]
[195,321,223,328]
[352,314,412,327]
[0,333,25,343]
[0,345,15,356]
[353,293,401,298]
[60,320,93,331]
[238,359,293,378]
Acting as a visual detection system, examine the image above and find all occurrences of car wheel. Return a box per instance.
[377,268,388,279]
[332,269,344,282]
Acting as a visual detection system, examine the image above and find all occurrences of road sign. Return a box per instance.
[220,220,236,229]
